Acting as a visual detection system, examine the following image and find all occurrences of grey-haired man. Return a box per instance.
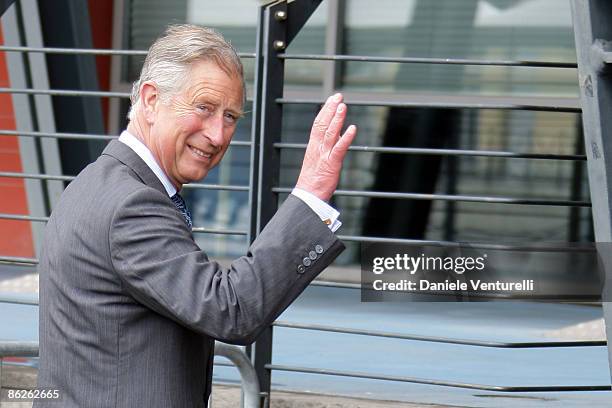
[35,24,356,407]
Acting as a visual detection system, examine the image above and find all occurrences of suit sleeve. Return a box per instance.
[109,188,345,345]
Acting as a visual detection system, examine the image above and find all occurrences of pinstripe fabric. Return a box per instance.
[34,140,345,408]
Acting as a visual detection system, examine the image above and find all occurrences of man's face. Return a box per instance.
[148,60,244,187]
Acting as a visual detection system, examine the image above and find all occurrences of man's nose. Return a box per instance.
[203,113,225,149]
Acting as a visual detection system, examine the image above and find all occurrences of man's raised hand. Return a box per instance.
[295,93,357,202]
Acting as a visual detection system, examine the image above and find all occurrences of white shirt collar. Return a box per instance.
[118,130,177,197]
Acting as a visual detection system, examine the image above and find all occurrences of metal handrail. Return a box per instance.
[274,142,587,161]
[0,171,250,192]
[0,340,260,408]
[0,87,130,98]
[0,130,253,146]
[278,53,578,68]
[0,213,48,222]
[214,342,261,408]
[277,97,581,112]
[0,88,253,103]
[273,187,592,207]
[0,214,248,235]
[0,45,256,59]
[265,363,611,392]
[0,256,38,265]
[0,292,38,305]
[272,321,606,348]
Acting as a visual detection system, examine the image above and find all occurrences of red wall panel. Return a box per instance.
[0,26,35,258]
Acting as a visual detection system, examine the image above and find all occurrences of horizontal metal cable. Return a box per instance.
[0,88,254,103]
[265,364,611,392]
[0,256,38,265]
[272,321,605,348]
[0,213,247,235]
[0,171,74,181]
[309,280,361,290]
[183,183,250,192]
[0,172,250,191]
[274,143,586,161]
[0,87,130,98]
[0,45,256,59]
[335,236,598,253]
[0,293,38,306]
[191,227,248,236]
[277,97,581,113]
[278,53,578,68]
[213,361,235,368]
[274,187,591,207]
[0,213,48,222]
[0,130,253,147]
[338,235,453,245]
[0,129,115,140]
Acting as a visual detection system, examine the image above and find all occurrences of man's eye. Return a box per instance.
[196,105,212,114]
[224,112,238,124]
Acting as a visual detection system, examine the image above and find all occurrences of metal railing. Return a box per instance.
[248,0,610,404]
[0,339,261,408]
[0,0,610,407]
[0,291,261,406]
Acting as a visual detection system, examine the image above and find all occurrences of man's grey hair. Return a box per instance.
[128,24,244,121]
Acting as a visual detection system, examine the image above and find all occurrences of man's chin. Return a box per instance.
[181,172,209,184]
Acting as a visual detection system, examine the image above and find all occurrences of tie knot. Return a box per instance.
[171,193,193,229]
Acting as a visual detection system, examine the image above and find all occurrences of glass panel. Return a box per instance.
[281,103,590,250]
[343,0,577,97]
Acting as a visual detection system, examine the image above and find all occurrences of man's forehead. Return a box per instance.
[183,62,244,107]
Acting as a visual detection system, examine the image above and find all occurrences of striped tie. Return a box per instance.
[170,193,193,229]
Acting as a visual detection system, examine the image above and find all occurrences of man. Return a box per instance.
[34,24,356,408]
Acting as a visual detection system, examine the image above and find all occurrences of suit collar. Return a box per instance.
[102,139,167,196]
[118,131,177,196]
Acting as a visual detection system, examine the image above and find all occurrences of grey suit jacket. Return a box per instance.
[34,140,345,408]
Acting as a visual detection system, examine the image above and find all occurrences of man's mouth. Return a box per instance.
[188,145,213,160]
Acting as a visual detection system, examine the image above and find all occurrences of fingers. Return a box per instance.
[323,103,347,150]
[311,93,343,141]
[330,124,357,162]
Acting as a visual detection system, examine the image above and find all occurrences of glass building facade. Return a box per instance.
[114,0,589,262]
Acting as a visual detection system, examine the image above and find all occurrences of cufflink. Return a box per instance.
[308,250,317,260]
[322,218,332,226]
[302,257,312,267]
[315,245,324,254]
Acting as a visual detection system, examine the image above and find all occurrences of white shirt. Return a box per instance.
[118,131,341,232]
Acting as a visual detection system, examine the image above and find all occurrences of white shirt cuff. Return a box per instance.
[291,188,342,232]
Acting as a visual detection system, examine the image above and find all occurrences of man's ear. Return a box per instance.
[140,82,159,124]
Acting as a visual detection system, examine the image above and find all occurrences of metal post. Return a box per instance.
[214,342,261,408]
[251,1,322,406]
[251,3,287,405]
[322,0,345,96]
[569,118,586,241]
[570,0,612,382]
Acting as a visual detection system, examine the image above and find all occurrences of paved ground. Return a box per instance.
[0,366,454,408]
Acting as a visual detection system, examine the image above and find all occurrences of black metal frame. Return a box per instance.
[1,0,612,406]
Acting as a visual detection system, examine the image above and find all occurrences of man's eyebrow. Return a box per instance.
[228,108,245,118]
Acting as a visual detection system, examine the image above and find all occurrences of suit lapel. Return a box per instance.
[102,139,167,196]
